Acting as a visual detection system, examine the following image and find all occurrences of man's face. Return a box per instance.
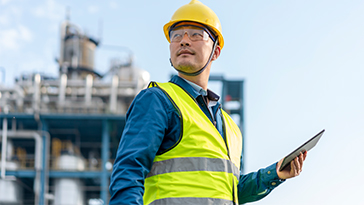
[169,22,215,74]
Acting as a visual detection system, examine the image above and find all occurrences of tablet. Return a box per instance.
[279,129,325,171]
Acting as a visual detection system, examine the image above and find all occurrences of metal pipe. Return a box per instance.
[40,130,51,205]
[85,74,93,106]
[33,131,42,205]
[0,130,44,204]
[59,74,67,106]
[11,117,16,132]
[0,86,25,113]
[1,116,8,179]
[109,75,119,113]
[33,74,41,112]
[14,85,25,112]
[101,120,110,203]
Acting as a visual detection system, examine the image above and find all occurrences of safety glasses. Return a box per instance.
[169,25,216,43]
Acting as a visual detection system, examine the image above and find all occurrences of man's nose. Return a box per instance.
[180,32,191,46]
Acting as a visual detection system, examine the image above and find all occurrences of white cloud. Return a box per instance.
[0,29,19,50]
[0,14,9,25]
[0,4,22,26]
[18,25,33,41]
[8,5,22,18]
[31,0,63,21]
[88,5,99,14]
[1,0,11,5]
[0,5,23,24]
[0,25,33,53]
[32,5,46,17]
[29,0,64,33]
[109,0,118,9]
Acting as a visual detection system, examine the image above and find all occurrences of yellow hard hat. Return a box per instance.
[163,0,224,49]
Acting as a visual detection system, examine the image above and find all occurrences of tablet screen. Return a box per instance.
[279,129,325,171]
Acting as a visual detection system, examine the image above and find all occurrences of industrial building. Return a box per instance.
[0,18,244,205]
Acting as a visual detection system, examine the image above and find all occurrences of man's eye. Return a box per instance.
[192,33,202,37]
[172,33,182,39]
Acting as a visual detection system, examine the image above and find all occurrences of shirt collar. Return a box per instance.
[169,75,220,102]
[183,78,208,96]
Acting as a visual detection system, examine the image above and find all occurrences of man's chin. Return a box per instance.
[175,65,197,73]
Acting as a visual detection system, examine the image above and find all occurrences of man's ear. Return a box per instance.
[211,45,221,61]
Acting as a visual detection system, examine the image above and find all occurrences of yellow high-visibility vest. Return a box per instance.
[144,81,243,205]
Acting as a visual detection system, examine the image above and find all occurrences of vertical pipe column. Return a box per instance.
[109,75,119,113]
[33,74,41,112]
[85,74,93,107]
[40,120,49,205]
[59,74,67,107]
[101,120,110,203]
[1,116,8,179]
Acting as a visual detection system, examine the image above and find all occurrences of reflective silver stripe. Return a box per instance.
[147,157,239,179]
[150,197,234,205]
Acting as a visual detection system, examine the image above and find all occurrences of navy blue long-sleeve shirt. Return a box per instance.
[109,75,283,204]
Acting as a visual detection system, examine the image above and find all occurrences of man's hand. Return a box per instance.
[276,151,307,180]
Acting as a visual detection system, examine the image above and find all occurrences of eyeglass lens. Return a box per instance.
[170,26,209,42]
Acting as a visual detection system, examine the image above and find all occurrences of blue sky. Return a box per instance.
[1,0,364,204]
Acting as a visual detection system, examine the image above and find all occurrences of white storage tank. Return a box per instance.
[0,141,23,205]
[0,177,23,205]
[53,153,86,205]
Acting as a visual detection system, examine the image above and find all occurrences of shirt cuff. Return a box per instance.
[262,162,285,189]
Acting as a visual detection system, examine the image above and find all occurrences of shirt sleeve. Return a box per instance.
[238,162,285,204]
[109,88,174,205]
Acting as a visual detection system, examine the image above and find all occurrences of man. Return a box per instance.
[109,0,307,204]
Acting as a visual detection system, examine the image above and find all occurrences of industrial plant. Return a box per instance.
[0,18,244,205]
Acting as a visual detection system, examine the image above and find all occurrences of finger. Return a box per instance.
[302,151,307,161]
[293,157,300,176]
[290,160,297,175]
[298,156,303,173]
[298,154,304,168]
